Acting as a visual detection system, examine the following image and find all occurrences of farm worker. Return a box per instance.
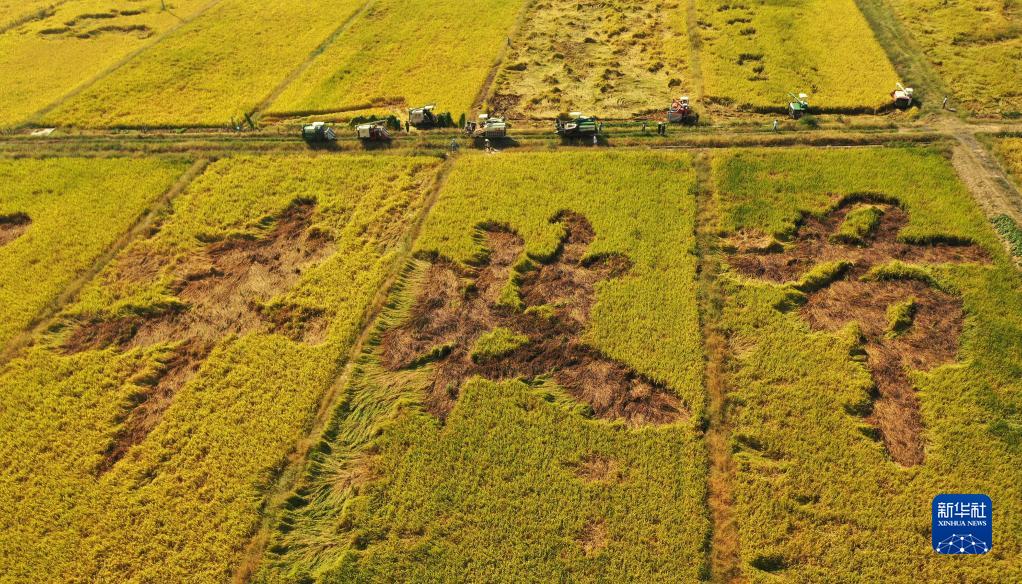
[592,135,598,146]
[773,120,779,131]
[405,120,410,133]
[485,138,491,152]
[942,96,948,110]
[642,121,647,133]
[450,138,459,152]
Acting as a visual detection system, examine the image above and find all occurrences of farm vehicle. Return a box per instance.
[667,96,699,125]
[787,93,810,119]
[301,122,336,142]
[356,120,391,142]
[555,112,601,138]
[891,83,915,109]
[408,104,455,130]
[464,114,509,139]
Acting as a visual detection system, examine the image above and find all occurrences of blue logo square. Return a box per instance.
[932,494,992,554]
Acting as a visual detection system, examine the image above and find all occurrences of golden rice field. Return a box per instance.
[0,0,210,128]
[257,151,709,582]
[714,147,1022,580]
[0,154,441,581]
[3,0,1022,580]
[0,157,187,350]
[695,0,900,112]
[885,0,1022,116]
[44,0,366,127]
[267,0,528,119]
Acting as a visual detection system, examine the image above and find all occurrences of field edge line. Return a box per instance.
[230,154,457,583]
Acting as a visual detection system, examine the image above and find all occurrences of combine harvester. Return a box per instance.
[787,93,810,119]
[356,120,391,142]
[408,104,439,129]
[891,83,915,109]
[464,114,509,139]
[667,96,699,125]
[555,112,600,139]
[301,121,336,142]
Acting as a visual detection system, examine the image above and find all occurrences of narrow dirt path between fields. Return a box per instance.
[23,0,227,128]
[694,153,746,583]
[952,132,1022,224]
[251,0,377,120]
[230,155,457,583]
[0,159,210,367]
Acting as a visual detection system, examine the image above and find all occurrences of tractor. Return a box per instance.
[356,120,391,142]
[667,96,699,125]
[301,121,336,142]
[787,93,810,119]
[891,83,915,109]
[464,114,508,139]
[408,104,439,129]
[555,112,600,138]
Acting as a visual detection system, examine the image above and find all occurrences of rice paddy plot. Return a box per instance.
[0,0,210,128]
[257,151,710,582]
[885,0,1022,116]
[713,146,1022,580]
[0,154,441,582]
[267,0,528,120]
[489,0,692,119]
[695,0,899,113]
[0,156,189,351]
[43,0,366,127]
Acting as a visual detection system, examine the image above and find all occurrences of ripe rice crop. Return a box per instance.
[0,0,209,128]
[0,154,441,582]
[0,156,188,350]
[489,0,692,119]
[713,147,1022,579]
[44,0,365,127]
[257,151,710,582]
[696,0,899,112]
[885,0,1022,116]
[267,0,528,120]
[995,137,1022,183]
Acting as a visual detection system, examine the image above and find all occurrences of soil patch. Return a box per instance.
[63,201,334,473]
[728,202,989,466]
[0,213,30,246]
[381,212,684,426]
[578,518,608,556]
[564,453,621,483]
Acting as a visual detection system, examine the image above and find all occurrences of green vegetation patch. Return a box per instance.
[831,205,884,245]
[470,326,529,363]
[992,214,1022,258]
